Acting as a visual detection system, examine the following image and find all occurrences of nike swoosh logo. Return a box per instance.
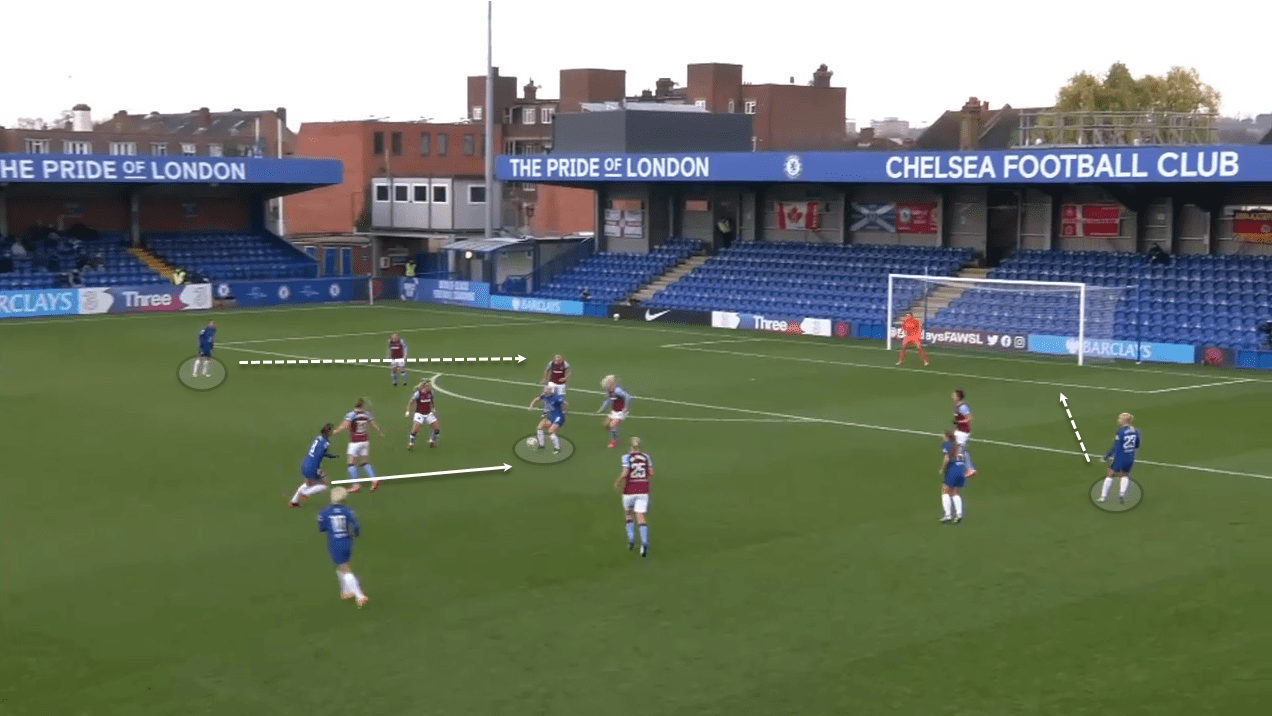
[645,310,671,321]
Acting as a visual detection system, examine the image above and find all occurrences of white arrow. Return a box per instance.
[1059,393,1090,463]
[332,463,512,485]
[239,355,526,366]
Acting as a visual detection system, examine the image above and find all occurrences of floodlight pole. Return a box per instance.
[484,0,495,240]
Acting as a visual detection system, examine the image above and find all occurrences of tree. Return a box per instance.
[1055,63,1221,114]
[15,110,75,130]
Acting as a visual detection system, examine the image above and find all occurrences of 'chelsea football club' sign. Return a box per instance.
[497,146,1272,185]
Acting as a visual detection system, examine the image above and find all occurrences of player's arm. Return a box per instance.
[615,467,629,491]
[619,388,630,414]
[370,419,385,437]
[350,513,361,538]
[938,453,949,474]
[333,420,350,435]
[401,339,408,358]
[1104,437,1116,461]
[597,396,611,413]
[528,395,542,410]
[562,400,570,413]
[405,391,418,417]
[317,513,327,533]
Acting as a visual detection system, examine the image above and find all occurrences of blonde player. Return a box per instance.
[598,375,631,449]
[334,399,385,491]
[615,437,653,557]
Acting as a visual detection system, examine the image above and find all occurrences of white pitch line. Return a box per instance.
[215,343,1272,483]
[236,355,524,366]
[1141,379,1256,394]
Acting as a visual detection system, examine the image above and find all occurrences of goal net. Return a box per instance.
[886,274,1130,365]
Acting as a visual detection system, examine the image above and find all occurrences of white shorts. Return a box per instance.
[955,430,971,447]
[622,493,649,514]
[390,359,405,370]
[347,442,370,458]
[413,412,437,426]
[545,381,566,396]
[608,410,626,423]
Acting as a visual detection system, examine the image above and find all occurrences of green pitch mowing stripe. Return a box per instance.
[2,302,1270,716]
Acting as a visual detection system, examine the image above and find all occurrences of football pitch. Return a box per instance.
[5,302,1271,715]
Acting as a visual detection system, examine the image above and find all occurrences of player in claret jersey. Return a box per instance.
[405,379,441,450]
[334,399,385,490]
[598,374,631,449]
[615,437,653,557]
[951,389,978,477]
[543,354,570,396]
[387,332,409,387]
[897,312,929,366]
[1100,412,1141,504]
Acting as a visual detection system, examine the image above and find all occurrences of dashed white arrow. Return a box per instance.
[239,355,526,366]
[1059,393,1091,463]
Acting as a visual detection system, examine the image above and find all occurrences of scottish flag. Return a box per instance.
[850,203,897,232]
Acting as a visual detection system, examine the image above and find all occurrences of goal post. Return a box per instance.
[886,274,1130,366]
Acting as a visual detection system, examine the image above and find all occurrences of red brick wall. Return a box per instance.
[530,185,595,236]
[745,84,848,151]
[559,69,626,114]
[5,195,129,231]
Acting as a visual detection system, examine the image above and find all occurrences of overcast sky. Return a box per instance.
[3,0,1266,131]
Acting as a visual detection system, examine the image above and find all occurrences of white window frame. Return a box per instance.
[468,184,487,204]
[393,183,409,203]
[373,183,390,202]
[25,138,50,153]
[151,142,168,156]
[413,184,430,203]
[472,105,483,121]
[694,99,706,109]
[432,184,449,204]
[110,141,138,156]
[522,107,536,125]
[752,136,758,151]
[744,100,757,114]
[208,144,223,157]
[63,140,93,154]
[503,107,513,124]
[728,99,735,113]
[541,107,554,124]
[181,143,197,156]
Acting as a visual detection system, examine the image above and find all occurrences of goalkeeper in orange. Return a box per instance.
[897,311,930,366]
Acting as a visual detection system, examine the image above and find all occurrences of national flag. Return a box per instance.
[850,203,896,232]
[776,202,819,231]
[1233,211,1272,244]
[896,201,937,234]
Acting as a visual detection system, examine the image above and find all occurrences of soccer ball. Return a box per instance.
[612,313,619,320]
[526,437,538,447]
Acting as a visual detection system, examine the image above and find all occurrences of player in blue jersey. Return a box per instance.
[289,423,345,507]
[1100,412,1141,504]
[193,320,216,378]
[939,430,970,523]
[598,375,631,449]
[529,390,569,454]
[317,487,369,607]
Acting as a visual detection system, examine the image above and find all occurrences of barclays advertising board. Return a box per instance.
[489,295,584,316]
[1027,335,1196,364]
[0,288,79,319]
[221,278,354,307]
[400,278,490,308]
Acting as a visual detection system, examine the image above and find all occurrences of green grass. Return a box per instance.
[4,301,1271,716]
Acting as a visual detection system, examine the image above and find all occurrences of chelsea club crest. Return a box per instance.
[783,155,803,180]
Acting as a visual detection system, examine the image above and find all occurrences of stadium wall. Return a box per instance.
[5,194,129,232]
[849,186,943,247]
[140,196,251,232]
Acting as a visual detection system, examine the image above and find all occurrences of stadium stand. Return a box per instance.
[1,231,163,289]
[145,231,317,281]
[644,242,975,324]
[932,250,1272,349]
[531,239,701,304]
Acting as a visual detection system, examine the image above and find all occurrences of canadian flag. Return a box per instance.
[777,202,819,231]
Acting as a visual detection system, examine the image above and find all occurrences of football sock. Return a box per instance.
[291,485,306,503]
[952,494,964,518]
[409,433,416,445]
[550,433,560,450]
[941,493,953,518]
[1119,476,1130,498]
[610,428,618,442]
[192,360,200,377]
[304,484,328,496]
[963,450,975,472]
[347,572,366,600]
[347,465,358,481]
[362,464,377,479]
[625,520,635,543]
[1100,477,1114,500]
[431,429,439,442]
[337,571,348,594]
[536,429,545,447]
[638,523,648,546]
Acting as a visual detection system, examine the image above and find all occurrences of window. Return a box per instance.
[472,106,483,121]
[25,138,50,153]
[391,131,402,156]
[64,140,92,154]
[432,184,448,204]
[744,100,757,114]
[463,134,475,156]
[694,99,706,109]
[373,131,384,156]
[413,185,429,203]
[419,132,431,156]
[374,184,389,202]
[181,143,196,156]
[394,184,409,202]
[151,142,168,156]
[503,107,513,124]
[503,140,516,154]
[208,144,223,157]
[752,136,758,151]
[478,134,485,157]
[522,107,536,125]
[728,99,735,113]
[110,142,137,156]
[436,133,448,156]
[541,107,554,124]
[468,185,486,204]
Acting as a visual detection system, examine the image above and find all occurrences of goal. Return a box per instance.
[886,274,1130,366]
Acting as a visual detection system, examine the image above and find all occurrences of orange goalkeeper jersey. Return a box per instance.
[903,317,921,339]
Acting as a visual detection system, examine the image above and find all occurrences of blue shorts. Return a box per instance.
[198,347,212,357]
[943,469,966,489]
[1110,457,1135,474]
[328,541,352,566]
[301,464,323,481]
[549,414,566,427]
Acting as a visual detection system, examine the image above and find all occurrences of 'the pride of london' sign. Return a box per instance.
[496,146,1272,185]
[0,154,342,185]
